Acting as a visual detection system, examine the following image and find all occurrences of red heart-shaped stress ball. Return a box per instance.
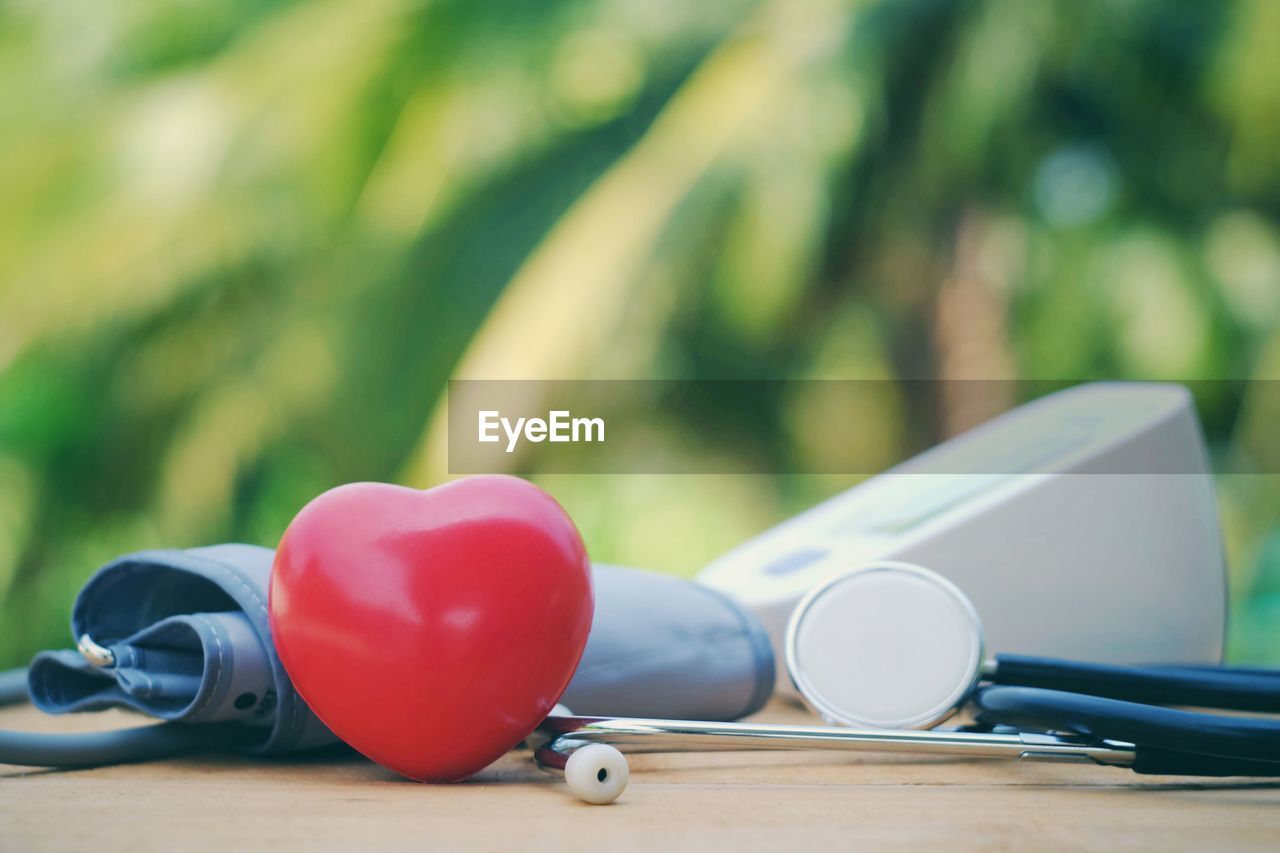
[269,476,593,781]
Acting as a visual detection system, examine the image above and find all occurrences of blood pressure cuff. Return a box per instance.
[27,545,335,754]
[563,565,774,720]
[27,548,774,754]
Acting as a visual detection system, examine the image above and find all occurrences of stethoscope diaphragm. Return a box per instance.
[785,561,985,729]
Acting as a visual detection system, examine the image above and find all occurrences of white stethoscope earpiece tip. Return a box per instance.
[564,743,630,804]
[785,561,985,730]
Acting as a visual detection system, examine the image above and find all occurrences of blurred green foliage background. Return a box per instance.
[2,0,1279,668]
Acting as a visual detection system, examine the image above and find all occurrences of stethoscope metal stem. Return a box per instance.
[537,715,1137,768]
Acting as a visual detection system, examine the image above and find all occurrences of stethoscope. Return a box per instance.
[533,563,1280,804]
[2,562,1279,804]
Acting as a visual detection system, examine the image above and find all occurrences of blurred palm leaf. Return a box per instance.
[1,0,1279,666]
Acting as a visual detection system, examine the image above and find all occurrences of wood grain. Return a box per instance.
[2,701,1277,851]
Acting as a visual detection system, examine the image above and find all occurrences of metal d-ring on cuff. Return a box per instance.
[77,634,116,668]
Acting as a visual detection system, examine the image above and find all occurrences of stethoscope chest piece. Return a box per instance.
[785,561,985,729]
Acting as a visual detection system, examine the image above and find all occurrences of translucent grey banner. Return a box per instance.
[446,379,1277,475]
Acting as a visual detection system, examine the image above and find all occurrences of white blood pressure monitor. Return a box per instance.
[698,383,1227,694]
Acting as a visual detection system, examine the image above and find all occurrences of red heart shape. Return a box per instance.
[269,476,593,781]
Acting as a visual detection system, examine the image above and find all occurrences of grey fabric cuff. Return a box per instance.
[28,550,775,754]
[28,544,335,754]
[28,611,273,725]
[560,564,775,720]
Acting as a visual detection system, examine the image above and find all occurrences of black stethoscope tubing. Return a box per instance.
[987,654,1280,713]
[969,655,1280,774]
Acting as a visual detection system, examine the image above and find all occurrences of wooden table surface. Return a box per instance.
[3,700,1278,851]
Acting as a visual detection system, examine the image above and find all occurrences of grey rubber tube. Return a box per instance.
[0,667,28,706]
[0,720,242,768]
